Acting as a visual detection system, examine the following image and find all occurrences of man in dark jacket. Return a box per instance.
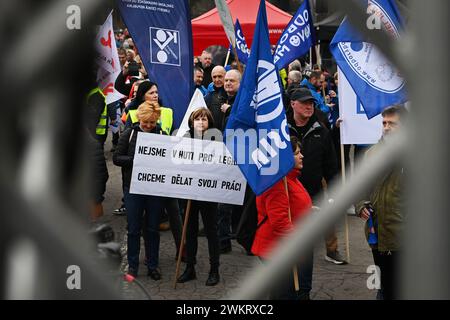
[204,66,227,132]
[288,88,346,265]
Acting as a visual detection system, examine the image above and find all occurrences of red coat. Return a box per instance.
[251,169,312,258]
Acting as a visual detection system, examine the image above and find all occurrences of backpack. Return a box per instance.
[236,188,268,255]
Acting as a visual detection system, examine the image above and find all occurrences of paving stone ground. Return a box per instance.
[99,137,376,300]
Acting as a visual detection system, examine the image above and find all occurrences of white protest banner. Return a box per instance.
[339,67,382,145]
[130,133,246,205]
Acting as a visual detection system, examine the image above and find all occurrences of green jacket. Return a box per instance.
[356,142,405,252]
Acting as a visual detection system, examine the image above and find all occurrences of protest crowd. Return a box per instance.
[87,0,408,300]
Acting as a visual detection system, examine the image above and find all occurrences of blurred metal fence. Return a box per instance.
[228,0,450,300]
[1,0,448,300]
[0,0,121,299]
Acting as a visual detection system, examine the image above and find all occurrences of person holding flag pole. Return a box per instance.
[225,0,313,299]
[174,108,221,288]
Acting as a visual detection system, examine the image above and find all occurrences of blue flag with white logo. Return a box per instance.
[225,0,294,196]
[229,19,250,65]
[273,0,315,70]
[116,0,193,128]
[330,0,407,119]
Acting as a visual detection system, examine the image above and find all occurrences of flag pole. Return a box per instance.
[224,47,231,67]
[173,199,192,289]
[340,143,351,263]
[283,177,300,292]
[231,44,243,74]
[309,47,312,68]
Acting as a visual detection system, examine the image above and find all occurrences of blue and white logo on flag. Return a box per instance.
[150,27,181,66]
[225,0,293,196]
[116,0,193,128]
[330,0,407,119]
[233,19,250,64]
[273,0,315,70]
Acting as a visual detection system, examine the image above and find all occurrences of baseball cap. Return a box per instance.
[290,87,316,103]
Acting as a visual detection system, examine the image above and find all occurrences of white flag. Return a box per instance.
[97,67,124,105]
[95,12,119,74]
[175,89,207,137]
[95,11,125,105]
[338,68,382,145]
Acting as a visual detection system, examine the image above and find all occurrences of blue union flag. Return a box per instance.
[225,0,293,196]
[116,0,193,128]
[273,0,315,70]
[330,0,408,119]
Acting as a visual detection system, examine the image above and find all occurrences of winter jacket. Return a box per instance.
[356,142,405,252]
[252,169,312,258]
[289,115,338,201]
[113,123,165,190]
[221,93,236,131]
[204,86,227,131]
[87,132,108,203]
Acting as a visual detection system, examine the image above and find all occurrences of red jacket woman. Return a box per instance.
[251,136,314,300]
[251,168,312,258]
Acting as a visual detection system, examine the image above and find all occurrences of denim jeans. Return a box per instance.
[124,190,162,271]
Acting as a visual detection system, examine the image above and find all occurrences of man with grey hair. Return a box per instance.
[221,69,241,130]
[287,70,302,87]
[204,66,227,131]
[288,59,302,73]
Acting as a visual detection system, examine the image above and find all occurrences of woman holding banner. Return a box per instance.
[113,101,165,280]
[177,108,221,286]
[251,136,314,300]
[124,80,184,261]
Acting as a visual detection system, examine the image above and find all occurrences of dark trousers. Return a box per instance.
[112,131,119,146]
[217,203,233,249]
[261,249,314,300]
[185,201,220,268]
[124,191,162,271]
[163,198,183,253]
[371,249,399,300]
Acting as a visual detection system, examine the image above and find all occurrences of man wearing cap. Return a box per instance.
[288,88,346,266]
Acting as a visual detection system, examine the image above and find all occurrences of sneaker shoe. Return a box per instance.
[127,268,138,278]
[113,206,126,216]
[347,205,356,215]
[325,251,347,265]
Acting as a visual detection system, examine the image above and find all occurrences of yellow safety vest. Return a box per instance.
[128,107,173,135]
[279,68,287,88]
[87,88,107,136]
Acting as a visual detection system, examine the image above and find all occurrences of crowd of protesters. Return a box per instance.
[87,33,406,299]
